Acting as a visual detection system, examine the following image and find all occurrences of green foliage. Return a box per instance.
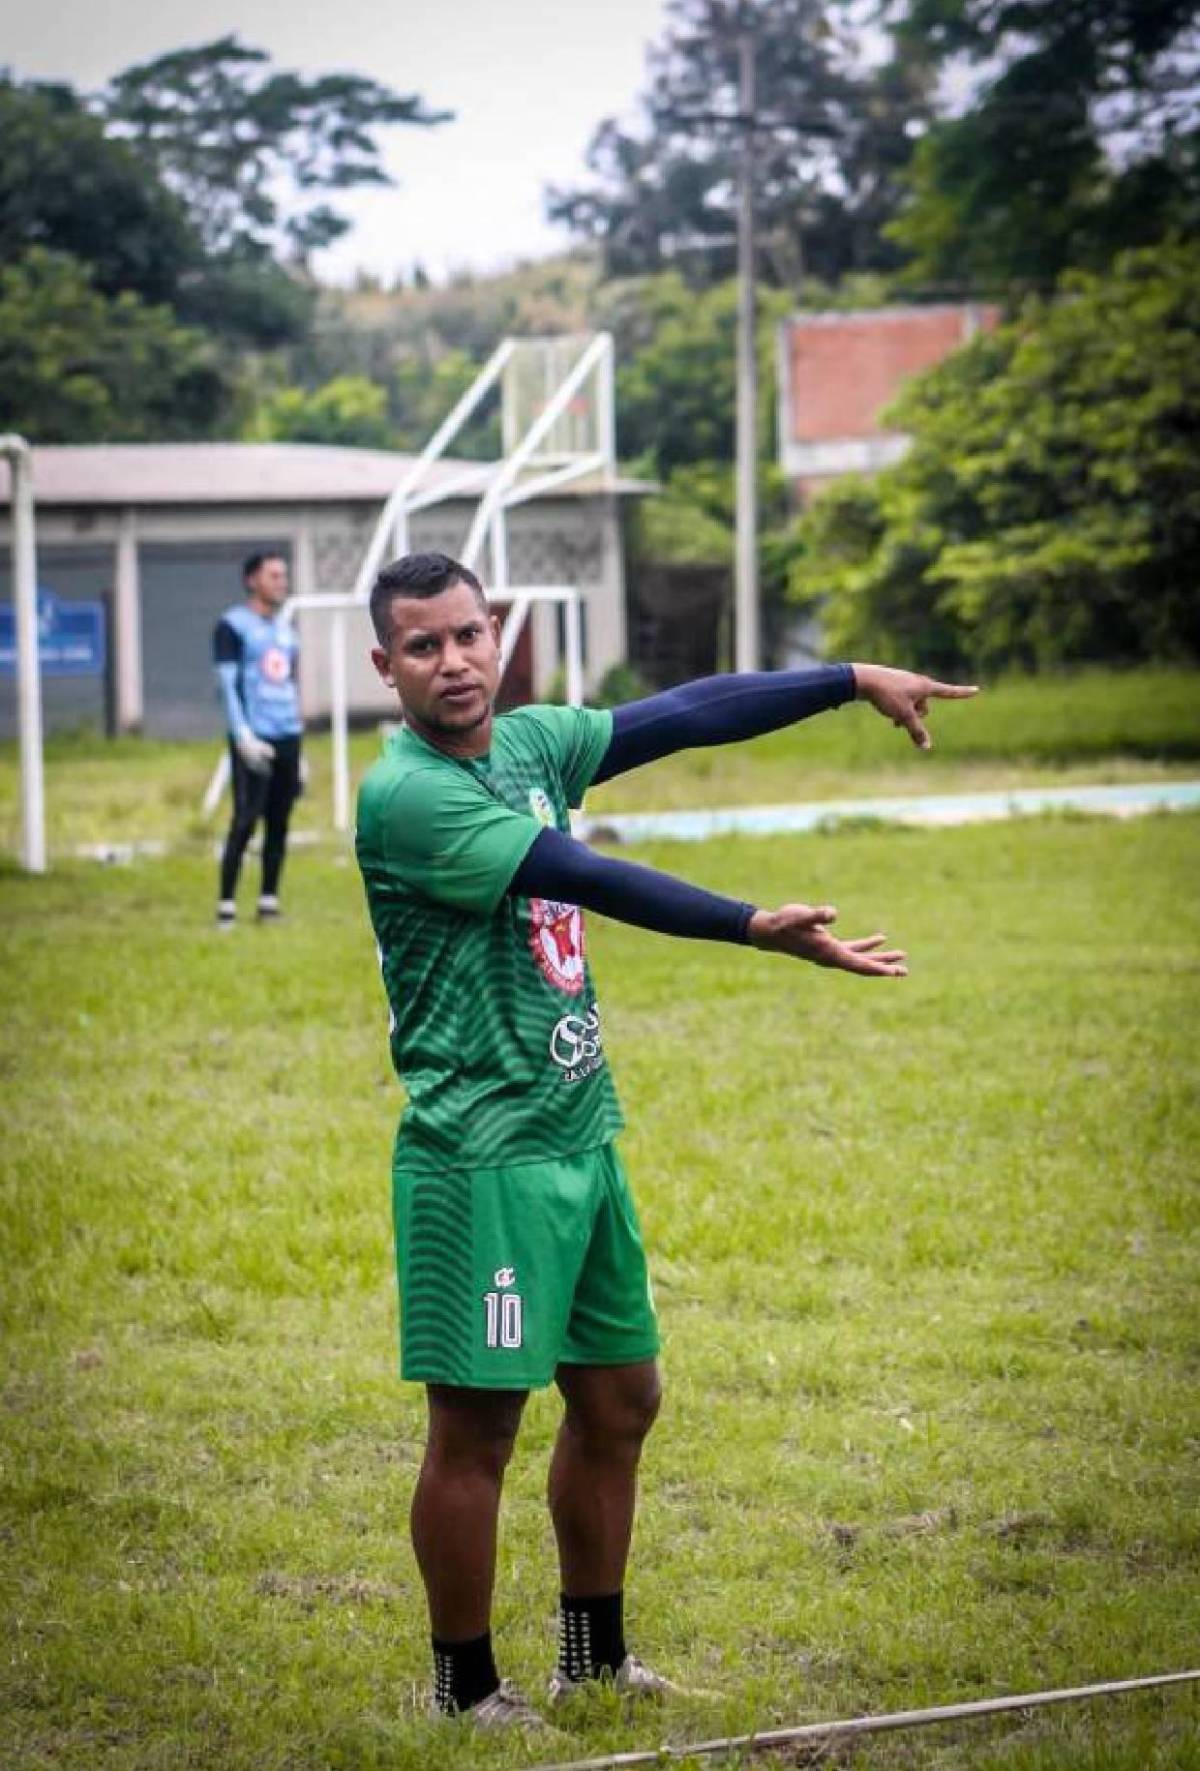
[0,249,230,442]
[791,244,1200,670]
[101,35,450,263]
[884,0,1200,289]
[593,661,654,706]
[390,348,498,457]
[637,482,736,568]
[549,0,930,285]
[245,375,393,448]
[613,274,788,472]
[0,77,199,309]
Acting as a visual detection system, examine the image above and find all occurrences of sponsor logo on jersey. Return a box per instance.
[549,1005,606,1085]
[528,786,555,827]
[494,1267,516,1289]
[529,897,586,995]
[261,644,291,684]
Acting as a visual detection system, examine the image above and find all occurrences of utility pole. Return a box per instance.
[734,27,760,673]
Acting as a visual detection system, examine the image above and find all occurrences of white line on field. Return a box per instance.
[576,780,1200,844]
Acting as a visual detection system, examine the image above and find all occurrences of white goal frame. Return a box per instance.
[204,332,616,832]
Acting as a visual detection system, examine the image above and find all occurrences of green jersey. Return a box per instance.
[355,704,624,1173]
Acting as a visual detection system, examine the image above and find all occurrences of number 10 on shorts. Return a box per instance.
[484,1269,524,1350]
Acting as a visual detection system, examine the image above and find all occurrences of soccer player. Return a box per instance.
[212,552,304,929]
[355,551,976,1730]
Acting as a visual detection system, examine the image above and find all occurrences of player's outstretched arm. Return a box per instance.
[851,663,978,751]
[511,829,906,978]
[592,666,855,784]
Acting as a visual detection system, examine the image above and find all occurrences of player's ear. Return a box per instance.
[371,646,395,689]
[489,612,502,648]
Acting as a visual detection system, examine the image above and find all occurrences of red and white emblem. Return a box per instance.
[529,898,586,995]
[261,645,291,683]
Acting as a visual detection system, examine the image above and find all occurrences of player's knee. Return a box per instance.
[425,1387,525,1482]
[626,1367,662,1443]
[567,1364,661,1453]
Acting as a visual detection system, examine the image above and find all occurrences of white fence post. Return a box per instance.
[2,436,45,872]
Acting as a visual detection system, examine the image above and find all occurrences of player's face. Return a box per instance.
[372,581,502,753]
[248,557,289,608]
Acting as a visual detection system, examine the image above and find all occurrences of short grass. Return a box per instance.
[2,811,1198,1769]
[1,667,1198,855]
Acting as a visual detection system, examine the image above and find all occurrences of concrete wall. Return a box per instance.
[0,490,628,738]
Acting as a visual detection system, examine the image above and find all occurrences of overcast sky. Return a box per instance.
[6,0,671,284]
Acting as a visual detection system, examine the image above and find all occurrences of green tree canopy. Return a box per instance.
[0,78,200,309]
[790,244,1200,670]
[0,249,230,442]
[609,273,788,472]
[244,375,393,448]
[881,0,1200,289]
[101,35,450,263]
[548,0,930,285]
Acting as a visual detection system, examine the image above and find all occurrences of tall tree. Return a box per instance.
[548,0,930,285]
[102,36,450,264]
[881,0,1200,288]
[0,78,199,309]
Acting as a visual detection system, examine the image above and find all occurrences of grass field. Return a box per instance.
[3,803,1199,1769]
[2,667,1198,855]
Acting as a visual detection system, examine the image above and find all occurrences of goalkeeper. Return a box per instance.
[355,551,976,1731]
[212,551,304,929]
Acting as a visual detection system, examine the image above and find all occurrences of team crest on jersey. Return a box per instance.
[528,786,555,827]
[529,897,586,995]
[261,645,291,683]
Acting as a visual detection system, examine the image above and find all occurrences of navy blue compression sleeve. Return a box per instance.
[592,664,856,784]
[511,826,754,945]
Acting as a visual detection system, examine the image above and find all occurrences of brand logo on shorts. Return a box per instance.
[484,1273,523,1349]
[549,1004,606,1085]
[529,897,586,995]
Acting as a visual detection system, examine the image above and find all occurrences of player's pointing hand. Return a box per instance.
[851,663,978,751]
[748,903,908,977]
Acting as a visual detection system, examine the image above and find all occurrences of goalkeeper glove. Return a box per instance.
[236,728,276,775]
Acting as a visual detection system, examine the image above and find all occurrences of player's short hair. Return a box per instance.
[370,552,485,644]
[243,550,287,584]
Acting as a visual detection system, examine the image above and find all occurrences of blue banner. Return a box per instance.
[0,590,107,678]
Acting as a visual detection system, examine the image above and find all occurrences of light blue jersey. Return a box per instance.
[212,603,302,741]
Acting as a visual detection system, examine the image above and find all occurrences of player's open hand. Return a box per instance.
[851,663,978,750]
[748,903,907,977]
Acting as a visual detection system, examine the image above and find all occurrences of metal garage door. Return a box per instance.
[0,545,113,739]
[139,540,291,738]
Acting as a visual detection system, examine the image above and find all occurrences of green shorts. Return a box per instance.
[392,1141,659,1389]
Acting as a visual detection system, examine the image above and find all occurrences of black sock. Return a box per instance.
[557,1591,626,1683]
[431,1630,499,1713]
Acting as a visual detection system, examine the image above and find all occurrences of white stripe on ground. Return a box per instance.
[578,780,1200,845]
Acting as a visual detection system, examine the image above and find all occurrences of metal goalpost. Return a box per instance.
[2,435,46,872]
[204,331,616,833]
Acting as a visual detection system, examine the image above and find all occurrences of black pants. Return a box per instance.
[219,734,302,901]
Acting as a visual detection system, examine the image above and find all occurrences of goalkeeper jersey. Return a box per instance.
[355,704,624,1173]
